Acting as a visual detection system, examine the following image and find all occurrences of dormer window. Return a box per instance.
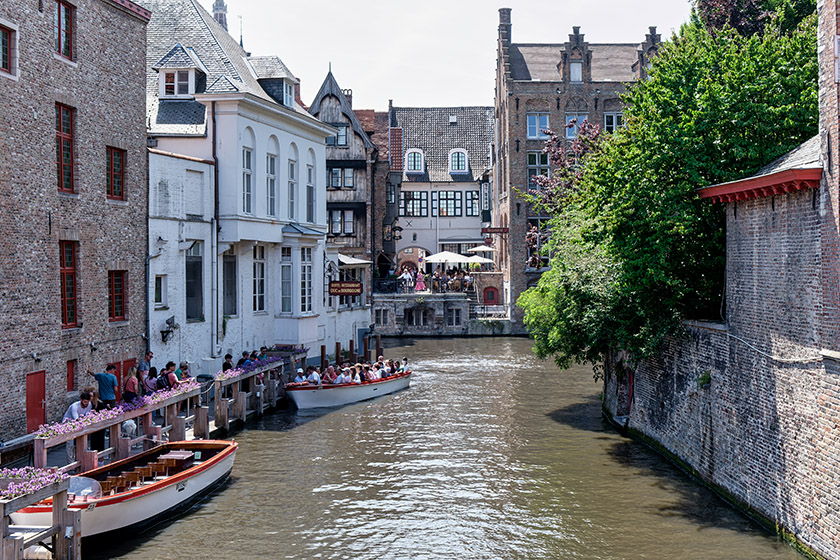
[449,149,468,173]
[283,81,294,107]
[160,69,194,98]
[406,150,424,173]
[570,61,582,83]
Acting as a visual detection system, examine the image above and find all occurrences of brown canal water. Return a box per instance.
[93,337,802,559]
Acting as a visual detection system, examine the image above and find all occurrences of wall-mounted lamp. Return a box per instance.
[31,353,41,362]
[89,342,97,352]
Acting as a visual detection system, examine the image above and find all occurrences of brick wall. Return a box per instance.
[0,0,148,438]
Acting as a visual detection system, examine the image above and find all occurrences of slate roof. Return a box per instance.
[510,43,639,82]
[392,107,494,183]
[309,72,376,151]
[249,56,296,81]
[152,43,207,73]
[139,0,307,136]
[754,135,821,176]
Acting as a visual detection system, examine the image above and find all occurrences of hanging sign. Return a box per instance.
[329,281,363,296]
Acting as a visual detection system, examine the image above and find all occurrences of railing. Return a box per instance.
[213,360,290,433]
[1,478,80,559]
[373,279,400,293]
[33,387,202,473]
[471,304,510,319]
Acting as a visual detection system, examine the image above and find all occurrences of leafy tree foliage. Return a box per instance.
[519,14,818,370]
[693,0,815,34]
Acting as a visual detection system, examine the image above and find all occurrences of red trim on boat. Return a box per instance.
[285,371,412,392]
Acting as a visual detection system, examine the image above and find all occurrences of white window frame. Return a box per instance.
[283,80,295,107]
[0,19,20,81]
[569,61,583,83]
[266,154,277,217]
[161,69,194,98]
[406,150,424,173]
[253,245,265,312]
[527,151,549,190]
[242,147,253,214]
[288,158,297,220]
[154,275,168,309]
[565,113,588,139]
[306,164,315,223]
[300,247,312,313]
[448,149,468,173]
[527,113,550,139]
[280,247,292,313]
[604,112,624,133]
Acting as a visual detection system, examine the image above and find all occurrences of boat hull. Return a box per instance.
[286,372,411,409]
[11,441,237,537]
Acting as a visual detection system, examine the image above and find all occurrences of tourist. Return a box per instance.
[350,367,361,384]
[83,386,105,452]
[143,367,159,394]
[88,364,118,409]
[176,361,191,380]
[236,351,249,368]
[62,391,92,464]
[123,366,140,404]
[306,366,321,385]
[334,369,347,384]
[294,368,306,383]
[162,361,185,388]
[258,347,268,360]
[322,366,337,384]
[138,350,153,393]
[415,272,426,292]
[222,354,234,372]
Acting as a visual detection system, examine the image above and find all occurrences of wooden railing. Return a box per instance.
[33,387,202,473]
[1,479,80,559]
[213,360,290,433]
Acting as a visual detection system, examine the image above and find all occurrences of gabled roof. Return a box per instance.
[392,106,494,183]
[249,56,296,81]
[698,136,822,203]
[152,43,208,73]
[510,43,639,82]
[139,0,313,136]
[309,72,376,151]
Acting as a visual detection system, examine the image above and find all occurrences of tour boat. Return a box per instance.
[12,440,237,538]
[285,371,412,409]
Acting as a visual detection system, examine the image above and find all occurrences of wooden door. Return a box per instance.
[26,370,46,433]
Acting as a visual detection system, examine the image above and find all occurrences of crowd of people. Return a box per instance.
[398,266,474,294]
[291,356,408,386]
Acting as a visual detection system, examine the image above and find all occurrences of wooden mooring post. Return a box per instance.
[321,345,327,371]
[376,335,383,359]
[363,336,370,362]
[349,339,356,363]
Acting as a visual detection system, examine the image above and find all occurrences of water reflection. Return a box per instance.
[92,337,801,560]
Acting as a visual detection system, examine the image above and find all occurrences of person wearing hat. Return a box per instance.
[294,368,306,383]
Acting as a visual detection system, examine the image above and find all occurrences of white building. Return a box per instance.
[141,0,335,374]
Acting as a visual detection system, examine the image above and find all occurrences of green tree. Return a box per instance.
[519,13,818,369]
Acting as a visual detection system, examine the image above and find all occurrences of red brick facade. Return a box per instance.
[0,0,148,438]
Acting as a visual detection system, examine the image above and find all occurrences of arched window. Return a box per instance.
[242,127,256,214]
[406,149,424,173]
[288,143,299,220]
[266,135,280,217]
[449,149,468,173]
[306,149,316,223]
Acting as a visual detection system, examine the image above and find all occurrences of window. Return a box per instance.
[56,104,74,193]
[565,113,588,139]
[336,126,348,146]
[528,217,551,267]
[330,169,341,188]
[253,246,265,312]
[59,241,77,328]
[438,191,462,217]
[605,112,624,133]
[465,191,480,217]
[300,247,312,313]
[0,24,15,75]
[288,158,297,220]
[330,211,342,235]
[242,148,252,214]
[66,360,76,392]
[306,165,315,223]
[450,150,467,172]
[223,253,237,316]
[283,81,294,107]
[527,151,549,190]
[343,210,355,235]
[404,308,430,327]
[281,247,292,313]
[330,168,354,188]
[154,275,167,308]
[446,308,462,327]
[386,183,395,205]
[375,309,388,326]
[570,61,582,83]
[163,71,192,97]
[185,242,203,321]
[344,168,354,188]
[177,71,189,95]
[266,154,277,217]
[106,147,125,200]
[108,270,127,321]
[406,150,424,172]
[55,1,73,59]
[399,190,428,217]
[527,113,549,139]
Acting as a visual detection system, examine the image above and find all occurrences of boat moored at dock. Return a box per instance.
[285,372,412,409]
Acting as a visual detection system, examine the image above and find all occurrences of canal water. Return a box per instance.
[93,337,801,559]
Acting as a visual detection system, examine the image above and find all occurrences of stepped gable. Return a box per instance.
[392,106,494,183]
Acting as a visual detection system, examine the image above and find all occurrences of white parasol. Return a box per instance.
[467,245,497,253]
[424,250,472,264]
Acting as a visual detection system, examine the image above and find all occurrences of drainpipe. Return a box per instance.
[211,101,220,357]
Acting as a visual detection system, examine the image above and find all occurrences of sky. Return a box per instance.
[197,0,694,111]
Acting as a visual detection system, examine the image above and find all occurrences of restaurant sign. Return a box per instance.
[481,227,509,234]
[329,281,363,296]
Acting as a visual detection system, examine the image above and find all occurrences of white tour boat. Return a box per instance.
[285,371,412,409]
[12,440,237,538]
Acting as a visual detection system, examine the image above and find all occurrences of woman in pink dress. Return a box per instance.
[415,273,426,292]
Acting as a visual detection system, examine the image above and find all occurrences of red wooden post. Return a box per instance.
[335,342,342,364]
[321,345,327,371]
[349,339,356,363]
[363,336,370,362]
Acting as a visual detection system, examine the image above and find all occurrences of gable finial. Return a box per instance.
[239,16,244,48]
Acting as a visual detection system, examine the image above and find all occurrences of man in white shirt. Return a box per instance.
[334,370,347,384]
[63,392,93,464]
[306,367,321,385]
[294,368,306,383]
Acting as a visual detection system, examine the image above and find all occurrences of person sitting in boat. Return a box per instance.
[333,369,347,384]
[306,366,321,385]
[322,365,337,384]
[294,368,306,383]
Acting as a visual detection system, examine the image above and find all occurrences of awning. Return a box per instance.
[338,253,372,266]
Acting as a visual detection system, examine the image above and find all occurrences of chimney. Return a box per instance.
[212,0,228,32]
[343,88,353,108]
[294,82,307,110]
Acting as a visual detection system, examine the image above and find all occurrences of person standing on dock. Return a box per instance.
[88,364,118,409]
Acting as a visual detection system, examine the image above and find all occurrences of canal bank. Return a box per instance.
[92,337,801,560]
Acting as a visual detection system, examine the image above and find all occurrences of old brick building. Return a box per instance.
[0,0,150,438]
[599,2,840,558]
[493,8,659,332]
